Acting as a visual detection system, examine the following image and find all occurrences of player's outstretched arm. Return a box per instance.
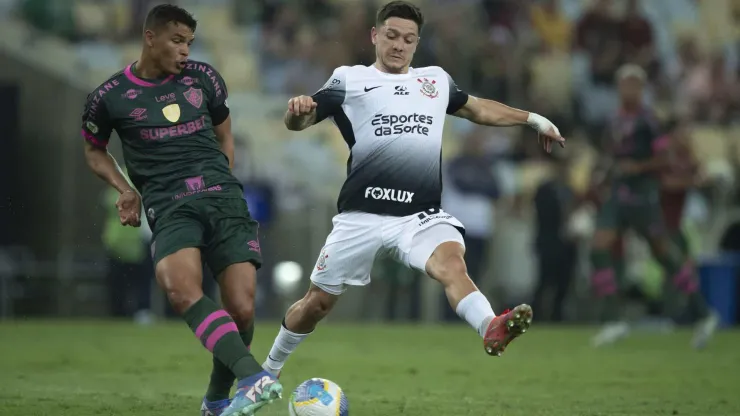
[284,95,318,131]
[453,95,565,153]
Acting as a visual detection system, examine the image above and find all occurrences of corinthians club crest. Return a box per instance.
[316,247,329,271]
[183,87,203,109]
[417,78,438,99]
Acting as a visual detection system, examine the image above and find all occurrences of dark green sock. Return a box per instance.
[183,297,263,382]
[205,325,256,401]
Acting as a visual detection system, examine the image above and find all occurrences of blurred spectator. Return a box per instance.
[529,0,572,52]
[620,0,658,80]
[442,128,501,321]
[574,0,622,85]
[531,155,578,322]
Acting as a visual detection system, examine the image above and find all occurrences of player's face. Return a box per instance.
[371,17,419,73]
[618,77,643,106]
[146,22,194,75]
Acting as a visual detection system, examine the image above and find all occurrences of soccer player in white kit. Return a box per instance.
[263,1,565,375]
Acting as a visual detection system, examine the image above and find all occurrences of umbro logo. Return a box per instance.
[364,86,381,92]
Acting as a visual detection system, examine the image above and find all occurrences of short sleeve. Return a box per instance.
[312,67,348,123]
[204,65,228,109]
[446,72,469,115]
[81,90,114,148]
[202,64,230,125]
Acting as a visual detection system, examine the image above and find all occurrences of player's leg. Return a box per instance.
[634,206,718,348]
[154,241,261,415]
[262,212,381,375]
[403,220,529,356]
[590,197,629,346]
[199,198,281,415]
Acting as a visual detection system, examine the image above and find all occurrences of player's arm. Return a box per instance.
[81,93,141,226]
[285,68,346,132]
[445,73,564,152]
[81,95,131,193]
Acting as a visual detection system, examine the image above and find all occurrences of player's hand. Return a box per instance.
[116,189,142,227]
[528,113,565,153]
[287,95,318,116]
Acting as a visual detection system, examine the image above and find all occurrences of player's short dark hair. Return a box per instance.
[144,4,197,32]
[376,1,424,33]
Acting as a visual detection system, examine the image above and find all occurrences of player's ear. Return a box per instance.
[144,29,156,47]
[371,27,377,45]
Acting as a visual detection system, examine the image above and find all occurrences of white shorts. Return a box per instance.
[310,208,466,295]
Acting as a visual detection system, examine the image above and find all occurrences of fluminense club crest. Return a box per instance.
[183,87,203,109]
[417,78,438,98]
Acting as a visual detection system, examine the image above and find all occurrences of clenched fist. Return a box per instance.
[116,189,142,227]
[288,95,318,116]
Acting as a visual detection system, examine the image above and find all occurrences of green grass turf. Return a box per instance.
[0,321,739,415]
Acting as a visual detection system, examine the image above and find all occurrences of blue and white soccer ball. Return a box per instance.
[289,378,349,416]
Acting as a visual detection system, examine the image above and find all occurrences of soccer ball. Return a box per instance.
[289,378,349,416]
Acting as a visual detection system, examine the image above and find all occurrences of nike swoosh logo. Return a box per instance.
[364,86,381,92]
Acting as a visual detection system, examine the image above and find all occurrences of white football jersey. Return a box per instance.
[312,65,469,216]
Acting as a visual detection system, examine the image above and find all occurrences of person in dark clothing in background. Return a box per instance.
[442,130,501,321]
[532,155,578,322]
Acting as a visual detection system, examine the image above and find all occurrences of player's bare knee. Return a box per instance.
[156,264,202,314]
[228,301,255,330]
[159,274,203,314]
[218,262,258,329]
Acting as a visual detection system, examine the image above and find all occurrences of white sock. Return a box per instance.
[263,323,310,373]
[455,291,496,337]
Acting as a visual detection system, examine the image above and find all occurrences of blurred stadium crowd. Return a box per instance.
[2,0,740,324]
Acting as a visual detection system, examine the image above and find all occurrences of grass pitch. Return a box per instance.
[0,321,738,415]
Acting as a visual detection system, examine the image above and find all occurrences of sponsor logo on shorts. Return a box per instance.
[416,208,452,226]
[173,175,223,200]
[364,187,414,203]
[316,247,329,271]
